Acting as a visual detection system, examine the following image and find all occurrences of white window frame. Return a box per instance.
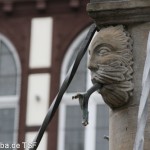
[0,33,21,145]
[57,27,106,150]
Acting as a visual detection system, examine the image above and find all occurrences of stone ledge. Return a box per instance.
[87,1,150,11]
[87,1,150,25]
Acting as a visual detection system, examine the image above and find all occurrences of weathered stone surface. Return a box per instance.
[88,1,150,10]
[87,0,150,149]
[88,25,134,109]
[87,1,150,25]
[109,23,150,150]
[90,0,120,2]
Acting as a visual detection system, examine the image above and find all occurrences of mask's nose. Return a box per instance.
[88,61,98,71]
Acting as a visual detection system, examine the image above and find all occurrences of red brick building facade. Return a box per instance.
[0,1,109,150]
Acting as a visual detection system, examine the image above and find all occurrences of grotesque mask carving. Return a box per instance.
[88,25,134,109]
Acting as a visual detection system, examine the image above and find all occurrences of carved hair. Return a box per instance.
[91,25,133,69]
[89,25,134,108]
[91,25,133,52]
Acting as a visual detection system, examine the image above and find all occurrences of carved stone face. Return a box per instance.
[88,25,133,108]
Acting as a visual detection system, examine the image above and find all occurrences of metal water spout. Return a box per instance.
[72,83,102,126]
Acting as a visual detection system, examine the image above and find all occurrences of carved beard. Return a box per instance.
[91,60,133,108]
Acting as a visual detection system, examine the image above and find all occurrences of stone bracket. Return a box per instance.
[87,1,150,26]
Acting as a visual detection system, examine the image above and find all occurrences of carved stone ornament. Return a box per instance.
[88,25,134,109]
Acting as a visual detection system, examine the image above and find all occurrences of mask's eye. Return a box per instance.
[97,46,110,56]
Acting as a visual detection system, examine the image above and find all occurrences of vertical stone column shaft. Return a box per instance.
[87,1,150,149]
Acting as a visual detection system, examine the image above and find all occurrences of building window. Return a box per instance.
[26,74,50,126]
[25,17,53,150]
[29,17,53,68]
[0,34,21,146]
[0,40,19,96]
[58,27,109,150]
[25,132,48,150]
[65,105,85,150]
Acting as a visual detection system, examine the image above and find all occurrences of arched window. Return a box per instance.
[0,34,21,145]
[58,27,109,150]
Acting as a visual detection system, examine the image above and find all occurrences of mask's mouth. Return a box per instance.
[91,78,100,84]
[72,83,103,126]
[91,78,104,89]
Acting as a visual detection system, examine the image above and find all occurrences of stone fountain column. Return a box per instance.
[87,1,150,150]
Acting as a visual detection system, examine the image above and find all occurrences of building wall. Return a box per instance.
[0,1,92,150]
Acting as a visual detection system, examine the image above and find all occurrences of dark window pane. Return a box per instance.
[0,108,15,145]
[1,41,10,54]
[96,105,109,150]
[0,40,17,96]
[1,54,17,76]
[65,105,85,150]
[0,76,17,96]
[66,41,87,93]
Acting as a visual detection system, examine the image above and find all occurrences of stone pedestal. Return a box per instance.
[109,22,150,150]
[87,1,150,150]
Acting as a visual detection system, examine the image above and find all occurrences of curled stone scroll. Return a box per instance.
[88,25,134,109]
